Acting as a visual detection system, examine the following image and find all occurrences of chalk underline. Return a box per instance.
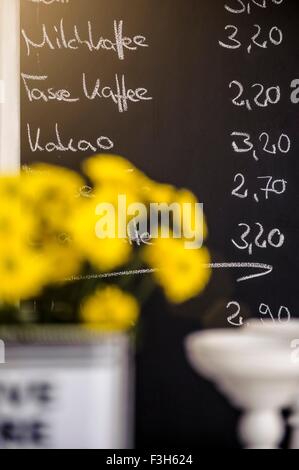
[206,262,273,282]
[66,262,273,283]
[67,269,157,282]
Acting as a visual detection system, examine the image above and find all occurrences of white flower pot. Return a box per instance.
[0,327,133,449]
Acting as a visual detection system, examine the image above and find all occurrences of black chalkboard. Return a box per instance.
[21,0,299,448]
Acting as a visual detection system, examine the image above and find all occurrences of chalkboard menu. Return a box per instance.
[21,0,299,447]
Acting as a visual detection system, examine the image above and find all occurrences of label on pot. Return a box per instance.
[0,345,130,449]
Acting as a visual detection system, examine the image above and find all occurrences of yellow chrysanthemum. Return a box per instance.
[0,240,48,303]
[22,164,85,232]
[0,201,33,244]
[81,286,139,331]
[84,154,179,208]
[0,175,19,201]
[83,154,144,192]
[140,178,176,205]
[0,175,50,303]
[42,240,82,283]
[69,195,132,272]
[0,176,35,243]
[92,184,143,211]
[173,188,208,241]
[142,238,211,304]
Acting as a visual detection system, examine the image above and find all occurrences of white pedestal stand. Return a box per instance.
[185,329,299,449]
[289,403,299,449]
[245,321,299,449]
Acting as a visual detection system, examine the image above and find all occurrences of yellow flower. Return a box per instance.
[140,178,176,204]
[0,175,50,303]
[42,240,82,283]
[84,154,179,208]
[0,175,19,201]
[173,189,208,241]
[22,164,84,232]
[0,176,35,244]
[0,240,48,303]
[83,154,144,192]
[81,286,139,331]
[69,194,132,272]
[142,238,211,304]
[0,200,32,244]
